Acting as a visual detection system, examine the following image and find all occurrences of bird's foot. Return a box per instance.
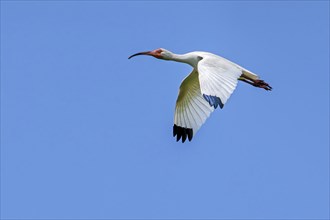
[254,80,272,91]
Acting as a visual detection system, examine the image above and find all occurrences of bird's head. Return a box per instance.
[128,48,173,60]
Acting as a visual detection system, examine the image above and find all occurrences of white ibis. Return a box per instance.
[129,48,272,143]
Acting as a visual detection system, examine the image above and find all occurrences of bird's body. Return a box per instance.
[129,48,271,142]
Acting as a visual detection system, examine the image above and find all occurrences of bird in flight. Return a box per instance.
[129,48,272,143]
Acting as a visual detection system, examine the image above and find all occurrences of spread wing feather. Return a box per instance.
[198,56,243,108]
[174,70,214,142]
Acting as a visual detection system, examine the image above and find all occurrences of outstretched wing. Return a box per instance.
[174,70,214,143]
[198,55,243,109]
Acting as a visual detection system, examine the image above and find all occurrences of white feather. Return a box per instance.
[197,53,243,106]
[174,70,214,135]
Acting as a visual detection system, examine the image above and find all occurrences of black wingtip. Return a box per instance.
[187,129,193,141]
[173,124,193,143]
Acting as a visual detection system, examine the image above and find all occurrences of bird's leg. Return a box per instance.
[239,74,272,91]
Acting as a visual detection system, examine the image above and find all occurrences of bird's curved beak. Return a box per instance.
[129,49,163,59]
[128,51,153,59]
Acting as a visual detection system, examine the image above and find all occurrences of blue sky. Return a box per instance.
[1,1,329,219]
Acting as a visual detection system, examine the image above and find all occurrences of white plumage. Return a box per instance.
[174,69,214,140]
[129,48,271,142]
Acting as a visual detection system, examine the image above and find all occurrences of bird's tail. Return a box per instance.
[241,69,259,80]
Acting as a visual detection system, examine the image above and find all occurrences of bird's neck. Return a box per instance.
[168,53,200,68]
